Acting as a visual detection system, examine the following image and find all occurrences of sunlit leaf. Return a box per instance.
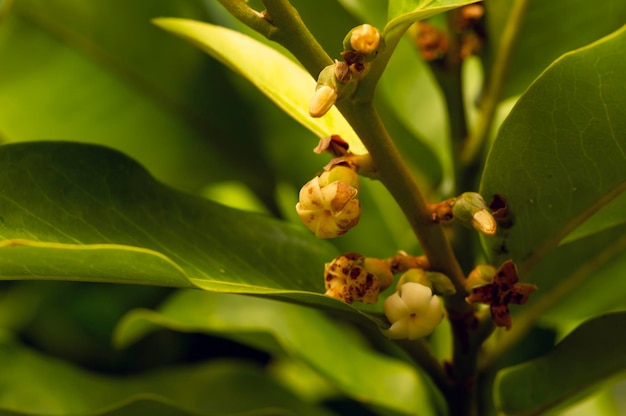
[115,290,443,416]
[153,18,367,154]
[480,25,626,272]
[0,340,330,416]
[494,312,626,415]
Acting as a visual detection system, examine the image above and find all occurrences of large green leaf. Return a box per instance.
[0,142,392,321]
[153,18,367,155]
[0,339,330,416]
[484,0,626,99]
[114,289,443,416]
[479,25,626,272]
[494,312,626,415]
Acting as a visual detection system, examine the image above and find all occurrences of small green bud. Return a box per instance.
[466,264,496,289]
[397,268,456,296]
[452,192,497,236]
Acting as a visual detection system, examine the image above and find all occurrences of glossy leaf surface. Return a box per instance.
[480,25,626,272]
[115,290,442,416]
[495,312,626,415]
[0,142,392,321]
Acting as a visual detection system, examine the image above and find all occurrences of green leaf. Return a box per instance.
[479,25,626,271]
[385,0,482,36]
[115,290,442,416]
[153,18,367,155]
[485,0,626,99]
[494,312,626,415]
[0,340,330,416]
[0,1,271,192]
[0,142,391,321]
[522,224,626,324]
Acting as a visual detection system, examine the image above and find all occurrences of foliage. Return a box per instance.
[1,0,626,415]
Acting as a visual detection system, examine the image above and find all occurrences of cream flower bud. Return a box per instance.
[383,282,443,340]
[309,85,338,118]
[349,24,381,54]
[296,167,361,238]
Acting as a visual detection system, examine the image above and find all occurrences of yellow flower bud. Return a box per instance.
[296,167,361,238]
[349,24,381,54]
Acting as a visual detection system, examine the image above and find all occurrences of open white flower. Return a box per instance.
[383,282,443,340]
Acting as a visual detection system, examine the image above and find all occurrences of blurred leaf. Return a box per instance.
[337,0,389,28]
[0,142,395,323]
[494,312,626,415]
[0,1,275,193]
[484,0,626,99]
[0,340,331,416]
[153,18,367,155]
[115,290,441,416]
[480,25,626,271]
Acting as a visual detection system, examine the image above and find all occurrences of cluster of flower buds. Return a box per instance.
[309,24,383,118]
[296,165,361,238]
[324,252,393,304]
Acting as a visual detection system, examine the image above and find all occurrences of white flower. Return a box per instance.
[383,282,443,340]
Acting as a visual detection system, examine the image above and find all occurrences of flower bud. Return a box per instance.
[346,24,381,54]
[452,192,497,236]
[466,264,496,289]
[324,253,392,304]
[309,85,337,118]
[296,166,361,238]
[383,282,443,340]
[397,268,456,296]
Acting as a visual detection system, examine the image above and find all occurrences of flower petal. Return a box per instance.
[383,291,410,323]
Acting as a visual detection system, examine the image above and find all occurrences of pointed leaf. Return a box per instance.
[494,312,626,415]
[480,25,626,271]
[115,290,442,416]
[153,18,366,154]
[385,0,482,36]
[0,142,394,322]
[0,340,330,416]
